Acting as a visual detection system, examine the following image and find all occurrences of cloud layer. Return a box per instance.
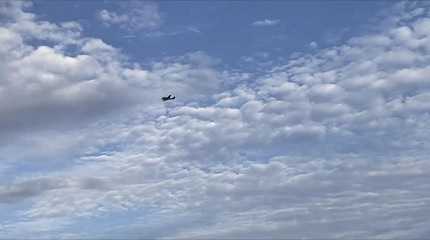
[1,1,430,239]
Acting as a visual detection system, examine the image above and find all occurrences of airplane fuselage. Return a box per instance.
[161,95,175,101]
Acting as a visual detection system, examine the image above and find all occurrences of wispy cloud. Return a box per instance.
[252,18,280,27]
[186,26,201,33]
[97,1,161,31]
[143,26,201,38]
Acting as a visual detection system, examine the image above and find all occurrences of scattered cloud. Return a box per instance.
[97,1,161,31]
[1,1,430,239]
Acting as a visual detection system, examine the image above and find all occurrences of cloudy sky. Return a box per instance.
[1,1,430,238]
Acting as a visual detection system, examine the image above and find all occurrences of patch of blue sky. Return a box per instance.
[0,160,72,185]
[31,1,390,68]
[0,201,34,228]
[55,206,166,238]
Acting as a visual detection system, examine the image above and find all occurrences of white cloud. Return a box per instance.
[309,41,318,49]
[0,2,82,45]
[252,19,280,27]
[2,1,430,239]
[97,1,161,31]
[0,3,221,141]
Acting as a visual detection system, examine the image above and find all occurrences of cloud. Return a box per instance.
[0,177,67,204]
[0,3,221,141]
[252,18,280,27]
[96,1,161,31]
[309,41,318,49]
[2,1,430,239]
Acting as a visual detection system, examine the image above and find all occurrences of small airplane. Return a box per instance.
[161,94,176,101]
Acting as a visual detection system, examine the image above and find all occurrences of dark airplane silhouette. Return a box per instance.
[161,94,176,101]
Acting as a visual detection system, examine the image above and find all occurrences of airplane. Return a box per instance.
[161,94,176,101]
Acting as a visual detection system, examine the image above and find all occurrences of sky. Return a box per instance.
[0,0,430,238]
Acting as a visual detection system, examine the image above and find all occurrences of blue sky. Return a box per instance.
[1,1,430,238]
[32,1,388,65]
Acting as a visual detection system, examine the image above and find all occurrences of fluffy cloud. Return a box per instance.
[1,1,430,239]
[0,3,221,140]
[0,2,81,45]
